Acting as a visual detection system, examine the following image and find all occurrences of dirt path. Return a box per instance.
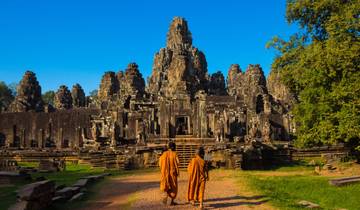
[81,170,274,210]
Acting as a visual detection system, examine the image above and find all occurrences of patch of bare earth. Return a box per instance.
[81,170,274,210]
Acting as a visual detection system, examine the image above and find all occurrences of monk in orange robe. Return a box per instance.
[159,141,180,205]
[187,147,209,209]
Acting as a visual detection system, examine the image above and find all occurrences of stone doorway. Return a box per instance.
[175,116,190,135]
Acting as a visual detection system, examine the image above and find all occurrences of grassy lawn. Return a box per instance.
[239,163,360,210]
[48,167,158,210]
[0,180,29,210]
[0,161,157,210]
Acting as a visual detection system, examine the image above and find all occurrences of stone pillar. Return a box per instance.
[198,96,207,138]
[75,127,81,148]
[159,99,169,138]
[38,129,44,148]
[169,101,175,138]
[57,128,63,149]
[264,94,271,115]
[8,126,15,147]
[20,128,26,149]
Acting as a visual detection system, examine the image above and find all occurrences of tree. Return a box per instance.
[0,81,14,112]
[89,89,98,99]
[268,0,360,149]
[8,82,18,96]
[42,91,55,105]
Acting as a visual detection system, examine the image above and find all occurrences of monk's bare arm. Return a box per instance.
[175,154,180,176]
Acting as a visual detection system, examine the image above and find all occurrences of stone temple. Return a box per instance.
[0,17,295,169]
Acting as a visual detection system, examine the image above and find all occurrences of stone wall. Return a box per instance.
[0,108,99,149]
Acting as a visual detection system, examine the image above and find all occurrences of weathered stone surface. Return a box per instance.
[82,174,106,181]
[9,71,44,112]
[298,200,320,209]
[267,69,296,108]
[71,83,86,107]
[329,176,360,186]
[227,64,242,96]
[10,180,55,210]
[98,71,119,101]
[69,192,84,202]
[227,64,268,106]
[121,63,146,98]
[18,180,55,200]
[8,200,28,210]
[55,186,80,200]
[54,85,73,109]
[147,17,208,97]
[208,71,227,95]
[38,159,65,172]
[72,178,88,188]
[0,171,31,184]
[166,16,192,50]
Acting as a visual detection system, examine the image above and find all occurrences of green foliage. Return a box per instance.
[7,82,18,96]
[269,0,360,148]
[42,90,55,105]
[245,174,360,210]
[89,89,98,97]
[0,81,15,112]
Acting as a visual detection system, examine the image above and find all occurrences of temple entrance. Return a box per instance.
[175,116,190,135]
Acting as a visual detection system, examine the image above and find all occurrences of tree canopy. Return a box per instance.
[268,0,360,149]
[0,81,14,112]
[42,91,55,105]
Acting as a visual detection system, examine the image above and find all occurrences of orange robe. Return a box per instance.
[187,155,208,202]
[159,150,180,199]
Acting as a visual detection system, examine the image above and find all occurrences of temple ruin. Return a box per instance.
[0,17,295,169]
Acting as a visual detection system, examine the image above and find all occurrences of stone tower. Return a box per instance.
[147,17,208,98]
[71,83,86,107]
[98,71,119,101]
[54,85,73,110]
[9,71,44,112]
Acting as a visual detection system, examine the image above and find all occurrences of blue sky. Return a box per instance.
[0,0,298,94]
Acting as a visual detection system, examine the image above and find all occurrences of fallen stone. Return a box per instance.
[52,195,67,203]
[72,179,88,188]
[18,180,55,201]
[329,176,360,186]
[82,174,106,181]
[14,180,55,210]
[8,200,28,210]
[0,171,31,184]
[55,184,66,190]
[35,176,46,181]
[69,192,84,202]
[298,200,320,209]
[55,186,80,200]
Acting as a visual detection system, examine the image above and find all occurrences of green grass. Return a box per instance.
[0,162,157,210]
[47,167,158,210]
[243,173,360,210]
[0,181,28,210]
[17,161,39,168]
[31,163,105,186]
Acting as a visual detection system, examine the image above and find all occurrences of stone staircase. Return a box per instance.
[176,144,200,168]
[79,151,123,169]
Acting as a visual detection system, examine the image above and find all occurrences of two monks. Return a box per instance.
[159,142,208,209]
